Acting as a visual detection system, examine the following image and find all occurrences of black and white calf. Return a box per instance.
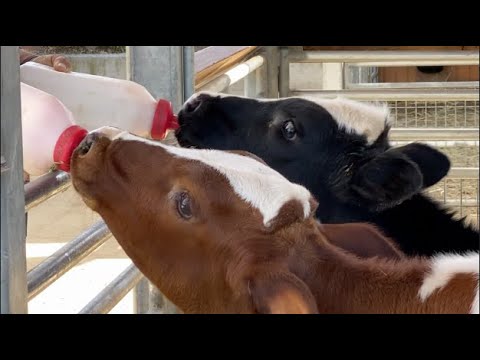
[175,92,479,257]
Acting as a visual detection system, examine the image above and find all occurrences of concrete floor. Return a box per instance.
[26,185,135,314]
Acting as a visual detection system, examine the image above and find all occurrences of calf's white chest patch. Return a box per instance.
[117,133,312,227]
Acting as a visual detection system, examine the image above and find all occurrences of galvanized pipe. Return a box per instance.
[265,47,280,98]
[244,69,259,98]
[24,171,71,212]
[133,277,150,314]
[390,128,479,142]
[127,46,184,112]
[27,220,112,301]
[289,50,479,66]
[279,47,290,97]
[183,46,195,100]
[198,55,265,93]
[447,167,479,179]
[79,264,143,314]
[348,81,479,90]
[439,199,478,207]
[291,89,479,101]
[391,140,479,148]
[128,46,183,314]
[1,46,28,314]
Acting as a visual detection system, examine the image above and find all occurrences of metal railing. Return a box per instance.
[2,46,478,314]
[288,50,480,66]
[282,47,479,227]
[1,46,197,314]
[198,55,265,93]
[3,46,274,314]
[285,49,479,131]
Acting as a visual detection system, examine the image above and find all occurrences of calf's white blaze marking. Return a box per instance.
[418,252,479,314]
[100,128,312,227]
[311,97,391,145]
[188,92,391,144]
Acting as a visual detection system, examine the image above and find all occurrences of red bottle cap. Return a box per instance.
[150,99,179,140]
[53,125,88,172]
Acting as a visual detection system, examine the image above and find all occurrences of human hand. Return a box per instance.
[20,48,72,72]
[32,54,72,72]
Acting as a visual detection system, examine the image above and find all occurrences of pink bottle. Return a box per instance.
[19,62,179,140]
[21,83,88,175]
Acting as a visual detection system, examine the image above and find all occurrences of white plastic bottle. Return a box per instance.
[19,62,179,140]
[21,83,88,176]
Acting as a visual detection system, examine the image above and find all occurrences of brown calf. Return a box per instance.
[70,127,478,314]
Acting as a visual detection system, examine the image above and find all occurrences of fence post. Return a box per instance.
[244,70,259,98]
[183,46,195,100]
[279,47,290,97]
[1,46,28,314]
[322,63,344,90]
[265,47,279,98]
[127,46,194,314]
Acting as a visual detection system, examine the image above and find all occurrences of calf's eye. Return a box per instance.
[282,120,297,140]
[176,192,193,219]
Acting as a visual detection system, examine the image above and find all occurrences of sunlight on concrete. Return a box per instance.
[26,186,135,314]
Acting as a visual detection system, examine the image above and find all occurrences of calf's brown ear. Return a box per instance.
[249,272,318,314]
[320,222,404,260]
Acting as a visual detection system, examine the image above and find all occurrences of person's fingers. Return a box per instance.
[23,171,30,184]
[52,55,72,72]
[32,54,72,72]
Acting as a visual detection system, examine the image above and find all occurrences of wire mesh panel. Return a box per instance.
[426,177,479,229]
[399,144,480,229]
[362,98,479,227]
[379,100,479,229]
[424,143,478,229]
[386,100,479,128]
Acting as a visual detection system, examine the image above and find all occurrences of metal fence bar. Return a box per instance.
[133,277,150,314]
[265,47,279,98]
[291,89,479,101]
[127,46,186,314]
[279,47,290,97]
[440,199,478,207]
[1,46,28,314]
[79,264,143,314]
[288,50,480,66]
[183,46,195,100]
[391,140,479,148]
[389,128,479,141]
[198,55,265,93]
[24,171,71,212]
[127,46,184,112]
[446,167,479,179]
[348,81,480,90]
[27,221,112,301]
[244,68,258,97]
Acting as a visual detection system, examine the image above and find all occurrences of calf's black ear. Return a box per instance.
[350,143,450,212]
[392,143,450,188]
[350,149,422,212]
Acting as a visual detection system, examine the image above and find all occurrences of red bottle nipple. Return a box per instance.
[150,99,180,140]
[53,125,88,172]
